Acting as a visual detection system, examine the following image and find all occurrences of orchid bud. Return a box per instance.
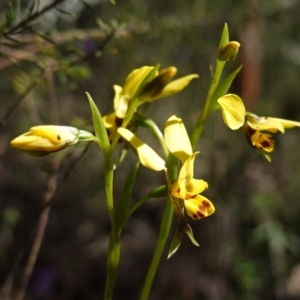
[218,41,240,61]
[10,125,94,156]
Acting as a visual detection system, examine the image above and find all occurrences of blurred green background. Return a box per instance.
[1,0,300,299]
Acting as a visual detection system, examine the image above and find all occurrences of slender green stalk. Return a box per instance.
[103,100,140,300]
[139,154,178,300]
[191,24,229,150]
[104,230,120,300]
[134,114,169,158]
[139,198,174,300]
[103,155,118,300]
[190,60,225,150]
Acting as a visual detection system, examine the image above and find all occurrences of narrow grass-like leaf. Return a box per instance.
[86,92,110,156]
[219,23,229,48]
[212,23,229,89]
[113,147,128,169]
[127,185,168,218]
[183,223,199,247]
[208,65,242,115]
[116,162,140,235]
[168,225,183,259]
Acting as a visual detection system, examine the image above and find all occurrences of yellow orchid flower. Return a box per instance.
[169,153,215,219]
[218,94,300,160]
[164,116,215,220]
[117,116,215,220]
[103,65,199,141]
[10,125,95,156]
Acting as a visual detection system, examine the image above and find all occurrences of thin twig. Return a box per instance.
[12,50,64,299]
[45,63,59,124]
[1,250,24,300]
[13,156,62,300]
[1,0,65,38]
[0,76,43,128]
[1,143,91,299]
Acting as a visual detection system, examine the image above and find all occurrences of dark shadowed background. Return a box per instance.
[1,0,300,299]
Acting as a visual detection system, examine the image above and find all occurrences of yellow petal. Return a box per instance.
[155,74,199,99]
[103,112,117,129]
[164,115,193,163]
[103,112,120,142]
[113,85,129,119]
[217,94,246,130]
[122,66,156,98]
[186,178,208,195]
[246,113,285,133]
[178,152,199,182]
[184,195,215,220]
[10,125,79,152]
[117,128,165,171]
[269,117,300,130]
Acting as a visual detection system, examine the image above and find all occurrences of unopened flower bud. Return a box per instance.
[218,41,240,61]
[10,125,93,156]
[140,67,177,100]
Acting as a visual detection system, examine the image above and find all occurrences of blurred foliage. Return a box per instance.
[1,0,300,299]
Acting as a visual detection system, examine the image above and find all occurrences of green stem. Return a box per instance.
[104,230,120,300]
[103,100,140,300]
[191,60,225,150]
[134,114,169,158]
[139,153,178,300]
[103,156,118,300]
[139,199,174,300]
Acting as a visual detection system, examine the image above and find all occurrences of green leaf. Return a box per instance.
[168,225,183,259]
[208,65,243,115]
[86,92,110,156]
[127,185,168,218]
[116,162,140,235]
[183,223,199,247]
[219,23,229,48]
[146,185,168,198]
[78,130,97,142]
[213,24,230,85]
[114,147,128,169]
